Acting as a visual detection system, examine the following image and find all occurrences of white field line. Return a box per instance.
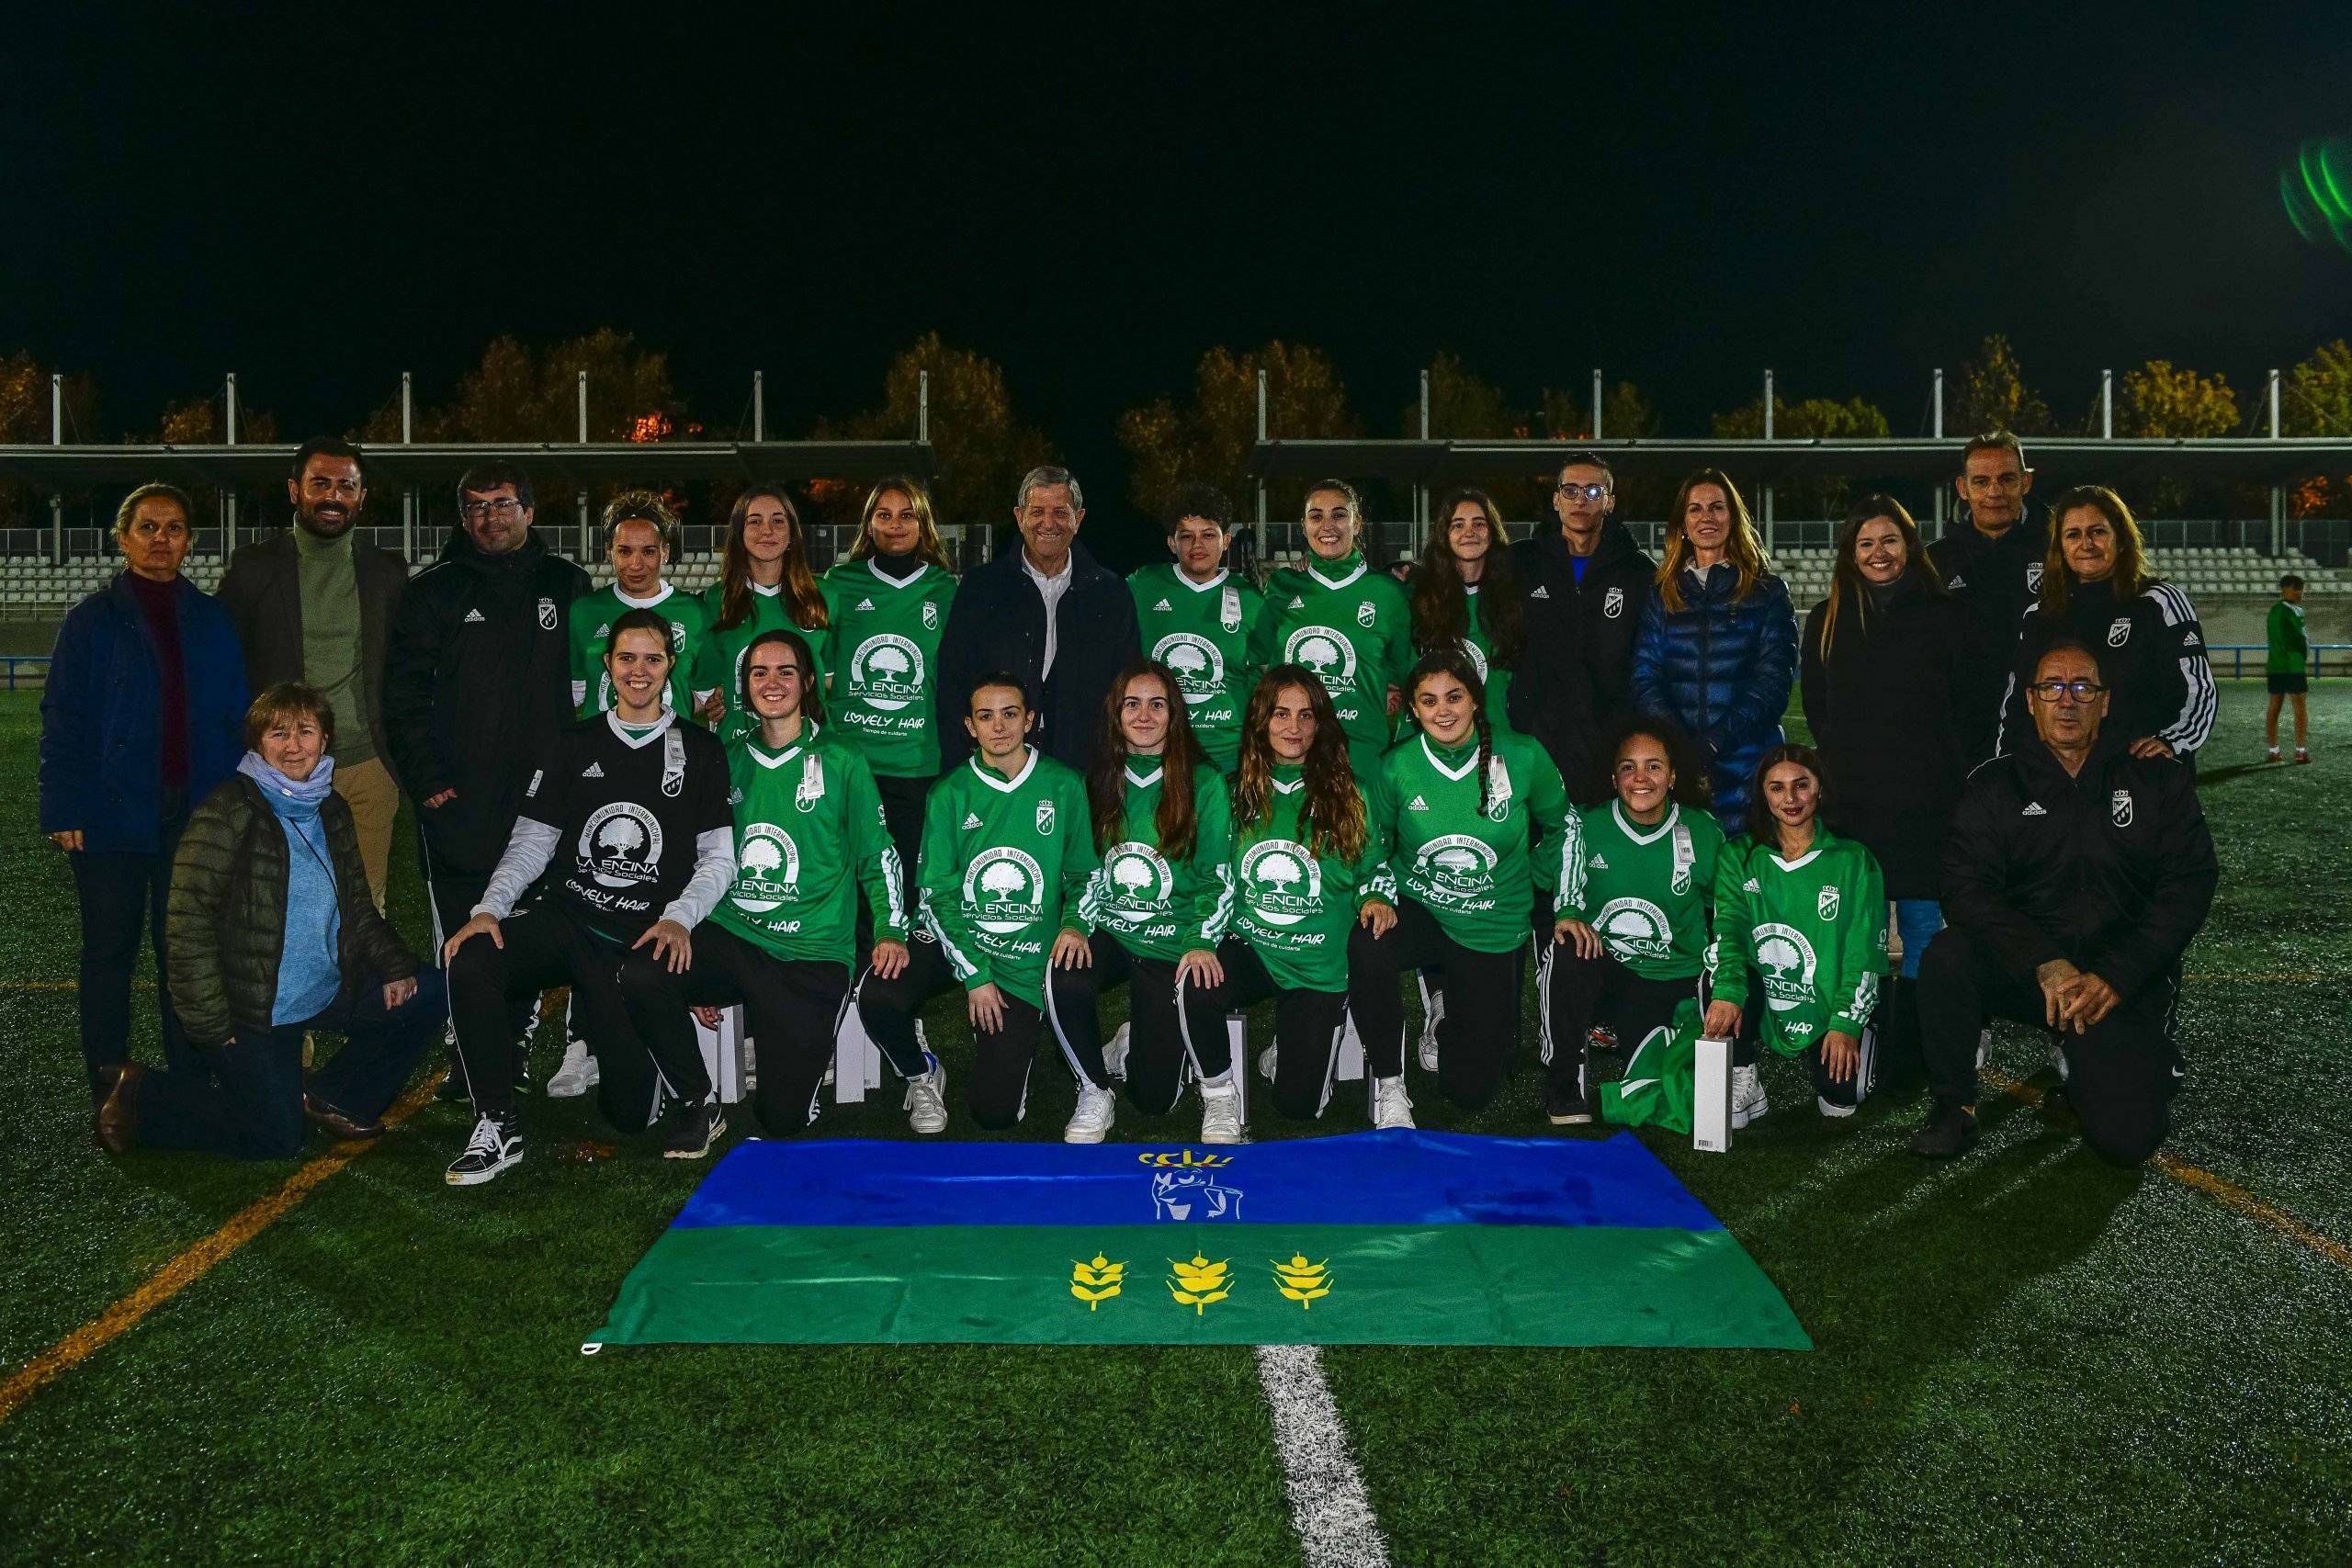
[1254,1343,1390,1567]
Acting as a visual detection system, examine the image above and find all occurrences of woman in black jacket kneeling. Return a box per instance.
[94,684,447,1159]
[1800,496,1968,1091]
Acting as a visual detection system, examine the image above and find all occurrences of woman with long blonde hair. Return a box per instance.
[695,484,830,742]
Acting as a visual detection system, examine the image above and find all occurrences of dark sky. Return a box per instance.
[7,4,2351,547]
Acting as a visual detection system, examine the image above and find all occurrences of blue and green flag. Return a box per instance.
[589,1130,1809,1349]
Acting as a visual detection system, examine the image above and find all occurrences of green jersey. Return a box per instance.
[821,557,957,778]
[916,750,1098,1009]
[1376,730,1571,954]
[2267,599,2308,676]
[1250,553,1414,773]
[694,583,831,745]
[569,583,711,719]
[1130,563,1262,773]
[1227,762,1396,993]
[1559,800,1726,981]
[709,723,907,967]
[1076,756,1237,963]
[1707,827,1888,1055]
[1461,584,1517,735]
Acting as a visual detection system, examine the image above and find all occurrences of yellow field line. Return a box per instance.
[1983,1069,2352,1271]
[0,1070,447,1427]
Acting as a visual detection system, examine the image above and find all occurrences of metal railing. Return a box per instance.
[2,655,50,689]
[2210,645,2345,678]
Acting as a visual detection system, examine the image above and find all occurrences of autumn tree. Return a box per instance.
[0,351,100,527]
[2115,360,2238,439]
[1115,341,1358,521]
[384,329,690,444]
[153,394,279,445]
[1951,333,2052,437]
[2283,340,2352,435]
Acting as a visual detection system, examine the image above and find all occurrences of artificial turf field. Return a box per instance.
[2,683,2347,1566]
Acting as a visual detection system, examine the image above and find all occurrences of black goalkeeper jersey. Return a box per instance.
[519,711,733,941]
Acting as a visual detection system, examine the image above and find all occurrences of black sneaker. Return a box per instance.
[445,1111,524,1186]
[1545,1077,1594,1126]
[662,1097,727,1161]
[435,1035,471,1102]
[1909,1103,1979,1159]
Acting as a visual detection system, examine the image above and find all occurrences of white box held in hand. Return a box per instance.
[1693,1036,1732,1153]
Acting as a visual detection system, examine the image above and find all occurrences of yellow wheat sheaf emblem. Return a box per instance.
[1166,1253,1232,1314]
[1272,1253,1334,1309]
[1069,1254,1125,1310]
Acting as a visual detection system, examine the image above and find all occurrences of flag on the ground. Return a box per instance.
[588,1129,1809,1349]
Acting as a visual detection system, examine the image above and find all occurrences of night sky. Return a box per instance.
[7,5,2351,547]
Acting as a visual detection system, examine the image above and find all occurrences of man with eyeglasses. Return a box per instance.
[215,438,412,906]
[1510,454,1655,802]
[1928,430,2047,764]
[1910,638,2216,1165]
[383,464,591,1094]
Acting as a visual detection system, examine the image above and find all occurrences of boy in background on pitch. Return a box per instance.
[2266,574,2309,765]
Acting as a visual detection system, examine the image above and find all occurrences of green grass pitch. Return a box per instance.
[2,684,2346,1564]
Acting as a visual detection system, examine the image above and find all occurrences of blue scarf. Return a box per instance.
[239,751,337,817]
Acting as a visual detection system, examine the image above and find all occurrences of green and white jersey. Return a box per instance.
[1707,827,1888,1055]
[709,722,906,968]
[1129,562,1262,773]
[2267,599,2308,676]
[568,582,711,719]
[1377,730,1571,954]
[916,749,1098,1009]
[1460,585,1516,735]
[821,557,957,778]
[1227,762,1396,994]
[1250,552,1414,773]
[1076,755,1237,964]
[1559,800,1725,981]
[694,582,831,746]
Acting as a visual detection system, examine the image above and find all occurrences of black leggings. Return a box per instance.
[855,773,933,955]
[1350,897,1521,1110]
[855,932,1098,1131]
[1059,931,1234,1116]
[616,923,849,1135]
[1541,950,1699,1103]
[1215,940,1350,1122]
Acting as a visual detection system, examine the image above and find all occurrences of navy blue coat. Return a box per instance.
[1629,562,1797,834]
[40,572,249,853]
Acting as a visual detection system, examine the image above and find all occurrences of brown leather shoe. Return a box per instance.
[303,1093,385,1142]
[96,1063,144,1155]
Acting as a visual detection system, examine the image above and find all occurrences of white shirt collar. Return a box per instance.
[1306,557,1366,591]
[614,583,674,611]
[1175,566,1228,592]
[1419,734,1480,783]
[1611,800,1679,845]
[751,581,783,598]
[1022,550,1074,586]
[1124,762,1165,789]
[749,720,817,768]
[605,708,676,750]
[970,748,1039,794]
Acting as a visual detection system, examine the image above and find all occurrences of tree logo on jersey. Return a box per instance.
[729,823,802,912]
[964,847,1046,934]
[1154,633,1224,704]
[1102,840,1173,924]
[1752,922,1819,1012]
[1356,600,1376,627]
[849,635,925,712]
[1412,834,1498,897]
[922,602,940,630]
[1239,840,1323,926]
[2107,616,2132,648]
[1285,626,1356,686]
[2110,789,2134,828]
[1458,637,1489,682]
[579,803,662,888]
[1594,897,1674,963]
[1816,885,1840,921]
[1604,586,1625,619]
[538,596,558,631]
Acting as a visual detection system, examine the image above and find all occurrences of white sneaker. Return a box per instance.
[1731,1064,1770,1129]
[1257,1043,1278,1083]
[1418,991,1445,1073]
[1975,1026,1992,1070]
[2050,1041,2070,1081]
[1064,1081,1116,1144]
[1200,1079,1245,1145]
[1372,1075,1416,1130]
[903,1053,949,1135]
[1816,1097,1857,1120]
[546,1040,599,1099]
[1104,1023,1131,1082]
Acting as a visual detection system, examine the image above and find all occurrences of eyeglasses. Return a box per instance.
[2026,679,2106,703]
[1555,482,1608,501]
[460,498,523,521]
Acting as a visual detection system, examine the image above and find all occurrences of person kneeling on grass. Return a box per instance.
[95,683,445,1158]
[855,673,1100,1134]
[440,610,736,1185]
[1910,638,2218,1164]
[632,628,910,1138]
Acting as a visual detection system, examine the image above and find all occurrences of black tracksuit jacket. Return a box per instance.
[1927,511,2049,764]
[1508,521,1655,802]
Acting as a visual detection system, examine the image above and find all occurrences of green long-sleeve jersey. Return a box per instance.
[568,583,711,718]
[1376,730,1571,954]
[1227,762,1396,994]
[1706,827,1888,1055]
[1075,756,1236,964]
[708,723,906,967]
[916,750,1098,1009]
[2267,599,2308,676]
[1250,553,1414,773]
[821,558,957,777]
[1559,800,1725,981]
[694,583,831,745]
[1130,563,1262,773]
[1460,584,1517,735]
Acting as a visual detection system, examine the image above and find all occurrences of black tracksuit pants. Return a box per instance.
[855,931,1098,1131]
[1350,897,1520,1110]
[854,772,933,958]
[1541,950,1698,1106]
[1216,940,1351,1122]
[617,922,849,1135]
[1057,931,1234,1116]
[1918,925,2183,1166]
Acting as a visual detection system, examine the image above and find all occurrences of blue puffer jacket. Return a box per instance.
[1629,563,1797,834]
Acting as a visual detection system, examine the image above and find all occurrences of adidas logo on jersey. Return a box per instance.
[1530,585,1550,599]
[463,608,486,623]
[1153,598,1172,612]
[1946,574,1967,590]
[593,622,610,638]
[1743,877,1762,892]
[582,761,605,778]
[962,812,983,829]
[1288,595,1305,608]
[2020,801,2046,816]
[856,598,876,611]
[728,787,742,805]
[1589,854,1609,869]
[1407,795,1430,811]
